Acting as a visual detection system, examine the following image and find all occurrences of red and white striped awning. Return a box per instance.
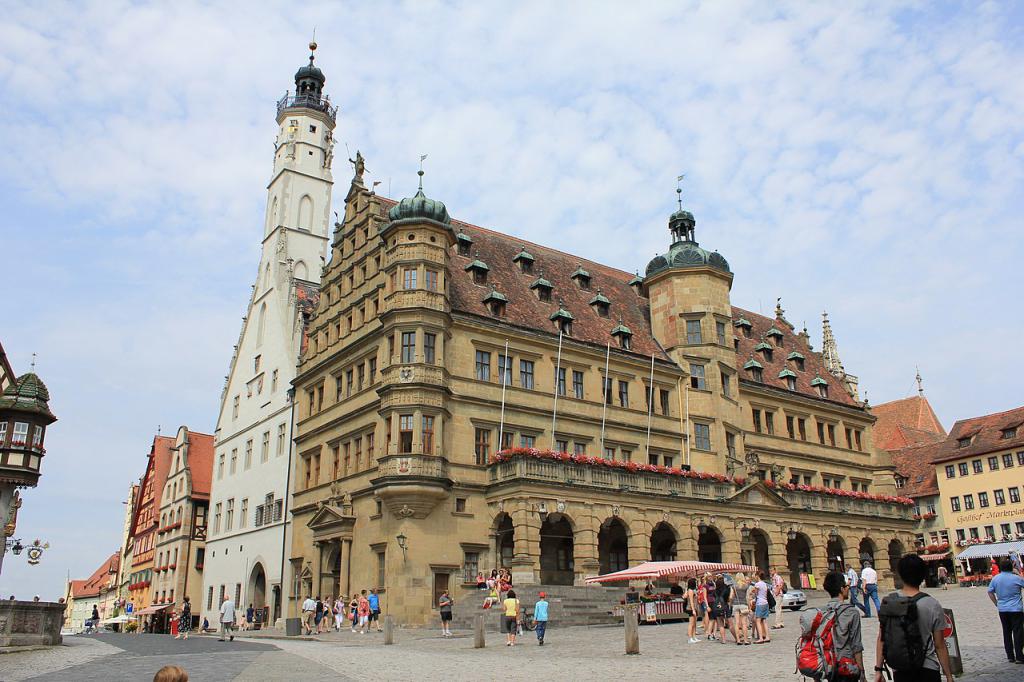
[585,561,759,584]
[919,553,951,561]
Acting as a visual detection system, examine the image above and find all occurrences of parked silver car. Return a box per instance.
[780,589,807,610]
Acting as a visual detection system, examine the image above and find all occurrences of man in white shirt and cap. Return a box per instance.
[846,564,868,615]
[860,561,879,617]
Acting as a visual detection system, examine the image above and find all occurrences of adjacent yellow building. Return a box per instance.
[287,169,917,624]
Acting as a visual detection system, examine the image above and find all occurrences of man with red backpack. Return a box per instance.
[796,571,865,681]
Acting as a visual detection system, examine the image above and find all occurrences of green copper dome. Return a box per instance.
[0,373,56,420]
[388,171,451,226]
[645,203,729,277]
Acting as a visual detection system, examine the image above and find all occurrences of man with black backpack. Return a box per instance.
[873,554,954,682]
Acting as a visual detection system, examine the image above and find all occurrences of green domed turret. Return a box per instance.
[388,170,451,226]
[645,187,730,277]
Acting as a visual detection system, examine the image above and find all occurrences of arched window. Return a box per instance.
[294,260,308,281]
[268,196,279,234]
[257,302,267,346]
[263,263,271,291]
[297,195,313,232]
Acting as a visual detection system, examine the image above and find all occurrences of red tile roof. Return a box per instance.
[75,552,119,598]
[731,309,858,406]
[186,431,215,498]
[889,441,941,498]
[930,405,1024,464]
[873,395,946,451]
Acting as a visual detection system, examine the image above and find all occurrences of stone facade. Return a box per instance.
[0,600,64,647]
[287,172,917,625]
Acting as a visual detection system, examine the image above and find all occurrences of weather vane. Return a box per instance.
[676,173,686,210]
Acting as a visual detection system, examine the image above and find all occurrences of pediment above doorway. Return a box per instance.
[307,503,356,539]
[728,480,790,508]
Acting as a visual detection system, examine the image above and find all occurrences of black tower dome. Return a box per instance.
[294,41,325,99]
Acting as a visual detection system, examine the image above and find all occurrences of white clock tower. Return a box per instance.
[201,43,336,627]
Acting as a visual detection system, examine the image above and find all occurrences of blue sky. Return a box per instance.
[1,1,1022,597]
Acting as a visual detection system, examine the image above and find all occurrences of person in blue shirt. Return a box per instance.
[533,592,549,645]
[988,557,1024,664]
[368,589,382,632]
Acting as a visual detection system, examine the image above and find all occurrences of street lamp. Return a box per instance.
[828,527,840,542]
[787,527,798,541]
[10,539,24,556]
[395,533,408,559]
[740,523,751,540]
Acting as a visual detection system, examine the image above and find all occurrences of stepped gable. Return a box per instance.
[445,220,671,360]
[890,441,941,498]
[185,431,215,499]
[930,404,1024,464]
[873,395,946,451]
[732,308,857,406]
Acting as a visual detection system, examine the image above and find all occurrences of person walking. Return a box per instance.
[369,589,382,632]
[218,595,236,642]
[533,592,549,645]
[818,571,865,681]
[503,589,521,646]
[847,564,868,614]
[685,578,700,644]
[752,571,771,644]
[733,573,751,645]
[438,589,454,637]
[333,596,346,631]
[770,567,785,629]
[873,554,954,682]
[301,594,316,635]
[175,597,191,640]
[245,603,255,632]
[349,595,359,633]
[861,561,880,617]
[988,557,1024,664]
[936,565,948,591]
[313,596,324,634]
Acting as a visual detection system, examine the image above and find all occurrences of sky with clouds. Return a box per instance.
[1,1,1022,597]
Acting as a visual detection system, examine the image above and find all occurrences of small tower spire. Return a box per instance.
[915,367,923,395]
[821,311,845,377]
[676,173,685,210]
[30,353,36,372]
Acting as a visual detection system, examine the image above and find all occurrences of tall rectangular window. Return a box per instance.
[618,380,629,408]
[399,415,413,453]
[475,351,491,381]
[501,431,514,450]
[369,358,377,383]
[424,333,436,364]
[726,432,736,458]
[520,360,534,389]
[225,499,234,531]
[377,552,386,590]
[354,437,362,470]
[0,422,6,445]
[261,431,270,463]
[422,415,435,454]
[346,369,354,396]
[690,363,706,390]
[765,412,775,435]
[827,424,836,447]
[963,494,974,510]
[213,503,222,533]
[401,332,416,363]
[218,453,225,479]
[403,268,417,289]
[994,489,1006,505]
[244,440,253,469]
[988,456,999,471]
[979,491,989,508]
[555,439,568,453]
[958,462,968,476]
[497,354,512,386]
[854,430,862,451]
[571,370,582,398]
[972,459,983,474]
[425,270,438,292]
[230,448,238,474]
[604,377,613,405]
[786,416,795,439]
[798,418,807,441]
[520,434,536,448]
[573,442,586,455]
[474,428,490,465]
[240,499,248,528]
[817,422,826,444]
[686,319,702,344]
[752,409,762,433]
[1009,487,1020,504]
[716,321,726,345]
[660,388,670,415]
[358,363,365,389]
[722,373,731,398]
[694,423,711,450]
[277,423,287,456]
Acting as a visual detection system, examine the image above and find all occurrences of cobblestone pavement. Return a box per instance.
[0,588,1018,681]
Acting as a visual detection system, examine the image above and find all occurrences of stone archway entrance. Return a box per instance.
[494,513,514,569]
[599,518,629,574]
[249,562,267,626]
[888,539,905,588]
[698,526,723,563]
[745,529,770,575]
[650,522,678,562]
[786,533,812,588]
[540,514,574,585]
[858,538,877,568]
[827,537,847,573]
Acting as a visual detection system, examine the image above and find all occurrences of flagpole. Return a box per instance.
[599,342,611,455]
[498,339,509,451]
[684,382,691,468]
[644,352,655,460]
[550,331,564,450]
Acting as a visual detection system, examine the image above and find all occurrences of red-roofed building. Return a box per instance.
[287,166,917,623]
[63,552,119,631]
[149,426,214,632]
[125,435,175,616]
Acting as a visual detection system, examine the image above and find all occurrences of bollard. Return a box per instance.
[624,604,640,655]
[383,614,395,645]
[474,614,485,648]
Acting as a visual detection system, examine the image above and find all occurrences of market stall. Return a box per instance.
[587,561,759,624]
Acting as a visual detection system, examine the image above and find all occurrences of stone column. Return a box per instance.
[677,519,698,561]
[341,539,352,599]
[627,514,651,566]
[721,525,741,565]
[574,504,600,578]
[313,541,325,598]
[510,498,539,584]
[413,408,422,453]
[809,529,829,589]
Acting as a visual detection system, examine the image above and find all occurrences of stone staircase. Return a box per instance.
[449,585,623,631]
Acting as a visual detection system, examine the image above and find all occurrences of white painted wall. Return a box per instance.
[201,98,334,626]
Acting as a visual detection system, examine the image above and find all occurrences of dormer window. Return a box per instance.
[766,327,784,348]
[611,319,632,350]
[734,318,752,338]
[755,341,773,362]
[456,229,473,257]
[743,358,763,383]
[482,287,507,317]
[465,255,489,285]
[811,374,828,398]
[530,272,553,302]
[1002,426,1018,440]
[957,436,972,448]
[570,264,591,290]
[628,272,644,295]
[779,368,797,391]
[787,351,805,371]
[550,302,574,336]
[512,247,535,274]
[589,289,610,317]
